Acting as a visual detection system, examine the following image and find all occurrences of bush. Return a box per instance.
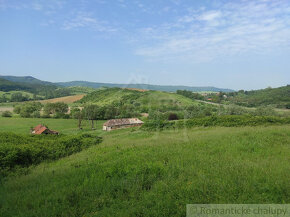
[1,111,12,117]
[18,102,43,118]
[13,105,21,114]
[141,115,290,131]
[0,133,102,175]
[253,107,278,116]
[168,113,179,120]
[31,111,41,118]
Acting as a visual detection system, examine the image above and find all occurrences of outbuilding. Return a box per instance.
[103,118,144,131]
[31,124,59,135]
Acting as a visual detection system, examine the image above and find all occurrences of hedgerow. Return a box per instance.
[0,133,102,176]
[141,115,290,131]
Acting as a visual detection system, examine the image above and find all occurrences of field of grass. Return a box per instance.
[0,117,105,134]
[0,122,289,216]
[135,91,197,107]
[0,90,35,99]
[79,88,199,108]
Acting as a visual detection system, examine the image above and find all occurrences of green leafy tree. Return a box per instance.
[1,111,12,117]
[83,105,99,129]
[71,108,84,129]
[43,102,68,118]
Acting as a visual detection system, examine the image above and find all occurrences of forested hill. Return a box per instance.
[57,81,235,92]
[0,75,54,86]
[0,75,235,92]
[226,85,290,108]
[0,78,34,92]
[0,77,71,100]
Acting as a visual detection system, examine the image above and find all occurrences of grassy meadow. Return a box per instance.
[0,120,289,216]
[0,117,105,134]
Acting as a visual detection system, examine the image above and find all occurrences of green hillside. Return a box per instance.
[78,88,201,118]
[0,78,93,102]
[79,88,196,107]
[0,75,54,86]
[0,78,34,92]
[0,124,289,216]
[226,85,290,108]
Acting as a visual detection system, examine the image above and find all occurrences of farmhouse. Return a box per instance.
[103,118,144,131]
[31,124,59,135]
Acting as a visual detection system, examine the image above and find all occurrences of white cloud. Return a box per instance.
[135,0,290,63]
[198,11,221,21]
[62,12,118,32]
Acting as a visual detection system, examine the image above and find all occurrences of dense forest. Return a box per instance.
[0,78,72,102]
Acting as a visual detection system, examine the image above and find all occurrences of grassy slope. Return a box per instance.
[0,124,289,217]
[136,91,195,107]
[79,88,198,107]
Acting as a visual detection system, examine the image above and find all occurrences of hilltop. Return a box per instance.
[78,87,200,113]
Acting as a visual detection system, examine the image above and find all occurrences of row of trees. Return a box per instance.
[71,104,140,129]
[0,93,33,103]
[13,102,69,118]
[147,104,281,121]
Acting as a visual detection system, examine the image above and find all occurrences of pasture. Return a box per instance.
[0,117,105,134]
[0,123,289,217]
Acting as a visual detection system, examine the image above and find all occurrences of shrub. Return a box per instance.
[168,113,179,120]
[142,115,290,131]
[13,105,21,114]
[253,107,278,116]
[18,102,43,118]
[0,133,102,175]
[31,111,41,118]
[1,111,12,117]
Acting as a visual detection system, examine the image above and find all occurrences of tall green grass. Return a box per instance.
[0,133,102,176]
[0,117,106,134]
[0,125,289,217]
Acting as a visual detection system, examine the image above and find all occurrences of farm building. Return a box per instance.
[31,124,59,135]
[103,118,144,131]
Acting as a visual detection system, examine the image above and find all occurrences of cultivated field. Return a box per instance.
[0,119,289,216]
[39,94,85,104]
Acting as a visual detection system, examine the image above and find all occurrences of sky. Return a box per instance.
[0,0,290,90]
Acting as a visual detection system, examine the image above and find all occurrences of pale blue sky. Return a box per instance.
[0,0,289,90]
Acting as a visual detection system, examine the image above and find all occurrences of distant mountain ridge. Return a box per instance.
[0,75,235,92]
[56,81,235,92]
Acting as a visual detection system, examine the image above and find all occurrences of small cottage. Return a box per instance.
[103,118,144,131]
[31,124,59,135]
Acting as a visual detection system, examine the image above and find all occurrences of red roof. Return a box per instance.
[33,124,48,135]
